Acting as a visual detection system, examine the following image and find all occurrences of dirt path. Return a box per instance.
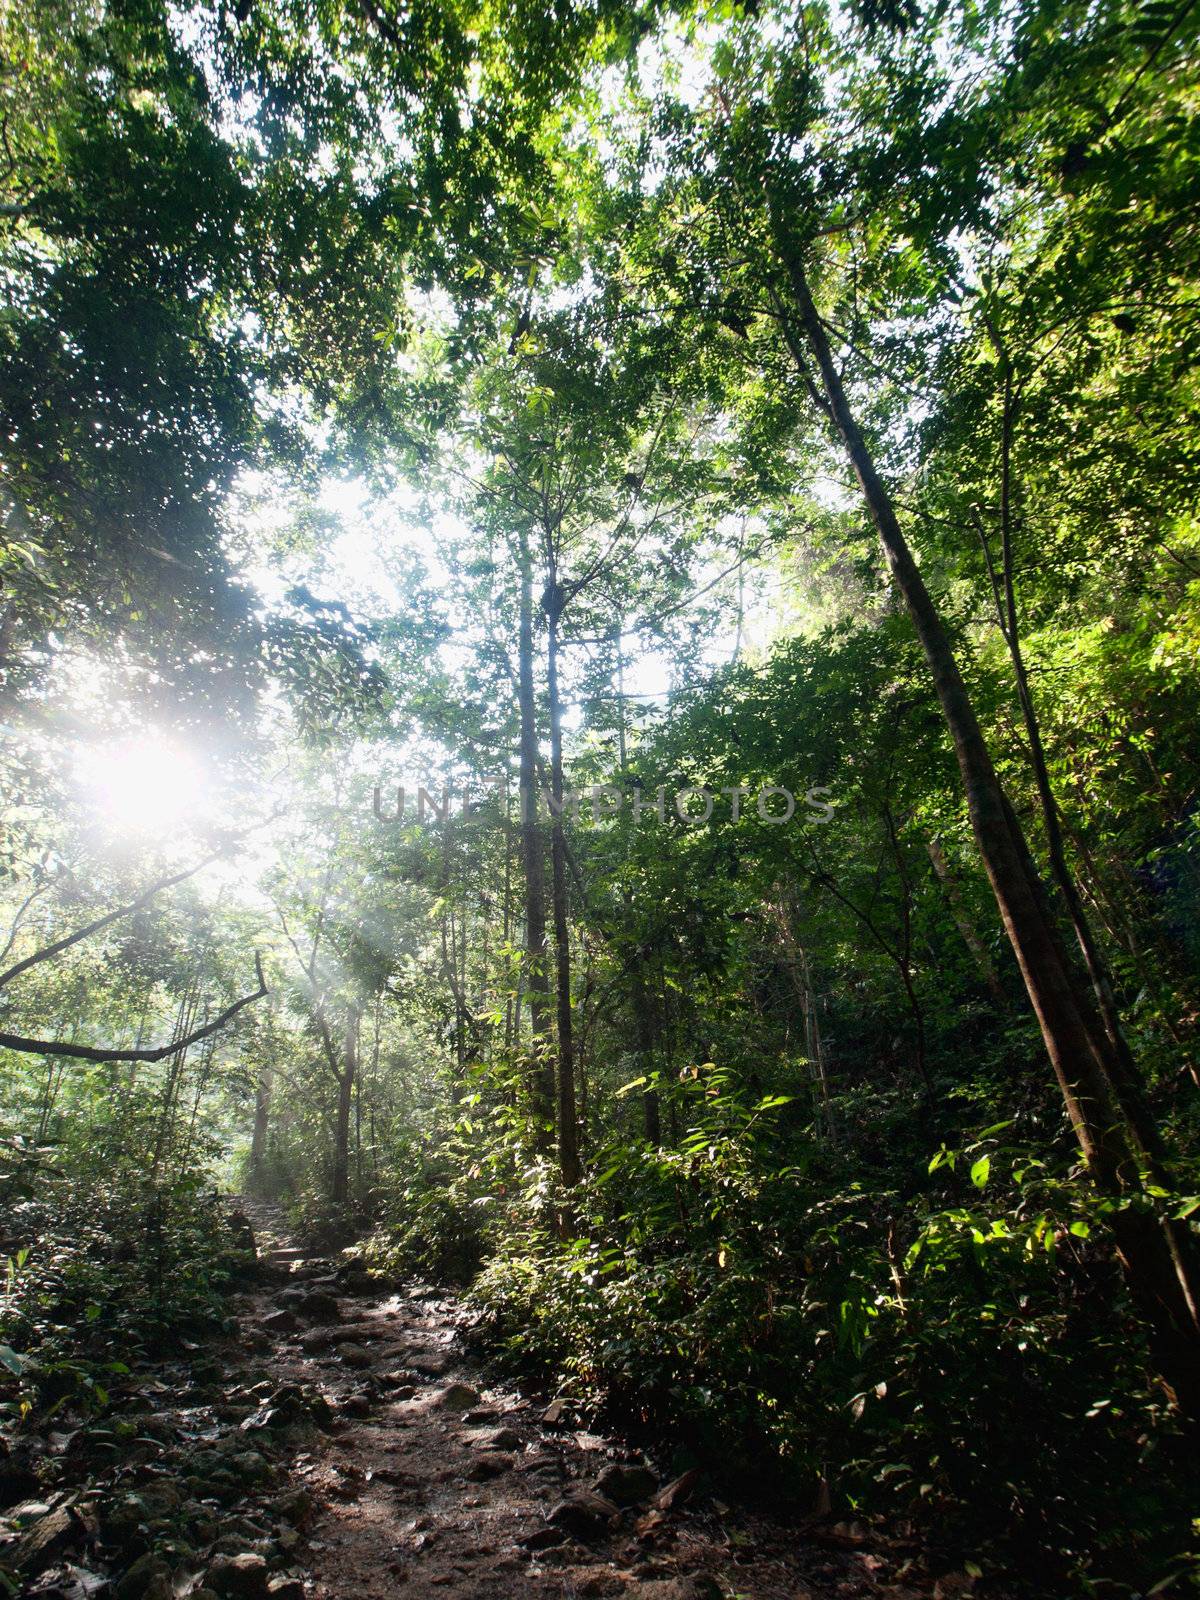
[231,1202,950,1600]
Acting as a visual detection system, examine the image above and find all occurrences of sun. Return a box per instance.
[76,736,209,838]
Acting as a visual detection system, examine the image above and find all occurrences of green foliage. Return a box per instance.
[1,1143,246,1427]
[362,1156,486,1283]
[465,1079,1199,1589]
[283,1189,363,1252]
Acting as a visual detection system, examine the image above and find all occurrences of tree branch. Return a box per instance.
[0,851,227,990]
[0,954,268,1063]
[0,883,49,970]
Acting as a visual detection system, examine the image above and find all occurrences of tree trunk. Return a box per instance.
[151,983,198,1177]
[615,624,628,770]
[631,966,662,1146]
[925,835,1007,1007]
[779,243,1200,1406]
[882,802,928,1085]
[972,367,1169,1164]
[775,895,836,1141]
[516,525,555,1147]
[331,1002,358,1206]
[248,1066,273,1191]
[503,789,516,1050]
[545,590,581,1187]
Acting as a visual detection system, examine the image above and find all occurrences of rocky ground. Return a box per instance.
[1,1203,979,1600]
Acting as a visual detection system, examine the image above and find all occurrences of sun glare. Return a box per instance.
[77,737,208,838]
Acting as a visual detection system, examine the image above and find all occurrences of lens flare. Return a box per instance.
[76,737,208,838]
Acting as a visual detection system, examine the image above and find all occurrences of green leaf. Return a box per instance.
[975,1120,1013,1139]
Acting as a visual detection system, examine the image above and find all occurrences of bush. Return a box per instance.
[463,1070,1200,1594]
[1,1160,245,1426]
[361,1151,485,1283]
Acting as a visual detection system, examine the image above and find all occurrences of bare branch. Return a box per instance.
[0,954,268,1063]
[0,882,50,970]
[0,851,228,990]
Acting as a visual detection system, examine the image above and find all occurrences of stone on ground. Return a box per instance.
[435,1381,480,1410]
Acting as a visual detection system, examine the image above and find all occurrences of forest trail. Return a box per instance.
[227,1202,942,1600]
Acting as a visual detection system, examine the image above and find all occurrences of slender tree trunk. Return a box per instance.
[440,816,467,1088]
[36,1059,65,1143]
[331,1002,358,1206]
[656,960,681,1147]
[503,790,516,1050]
[973,365,1169,1163]
[249,1065,273,1191]
[545,588,581,1186]
[152,984,198,1177]
[459,897,469,1049]
[631,966,662,1146]
[882,802,928,1085]
[800,951,835,1141]
[779,243,1200,1405]
[925,835,1007,1007]
[354,1058,362,1191]
[479,899,490,1039]
[516,526,555,1147]
[615,624,628,770]
[775,895,836,1141]
[369,996,382,1184]
[576,952,596,1152]
[181,1032,217,1171]
[1061,814,1194,1063]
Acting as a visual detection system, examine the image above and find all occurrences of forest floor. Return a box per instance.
[4,1202,979,1600]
